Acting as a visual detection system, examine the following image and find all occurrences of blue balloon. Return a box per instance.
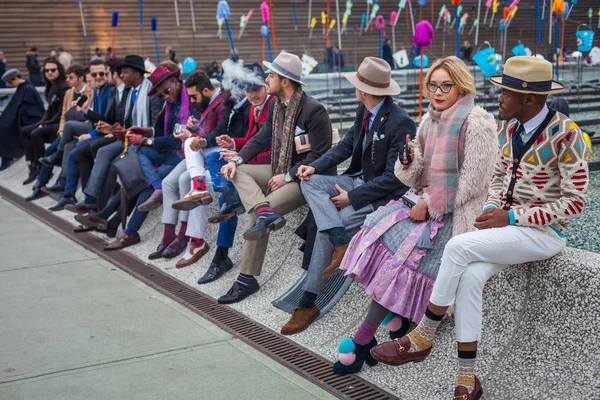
[182,57,197,74]
[418,0,427,6]
[260,25,269,36]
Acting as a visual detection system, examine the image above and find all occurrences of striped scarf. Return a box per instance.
[164,82,190,135]
[420,95,473,216]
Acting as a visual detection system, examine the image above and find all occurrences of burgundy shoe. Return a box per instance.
[103,232,141,251]
[171,190,213,211]
[137,189,163,212]
[453,376,483,400]
[161,237,188,259]
[65,202,99,214]
[369,336,432,366]
[74,213,109,231]
[73,225,95,233]
[148,240,171,260]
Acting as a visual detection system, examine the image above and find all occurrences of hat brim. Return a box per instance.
[262,61,305,85]
[148,68,182,96]
[345,72,401,96]
[116,63,149,76]
[489,75,564,95]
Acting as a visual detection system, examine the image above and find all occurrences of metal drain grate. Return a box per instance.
[0,186,398,400]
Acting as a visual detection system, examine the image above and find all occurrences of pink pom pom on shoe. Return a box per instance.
[338,351,357,366]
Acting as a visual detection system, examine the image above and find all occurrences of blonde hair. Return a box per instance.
[424,56,476,98]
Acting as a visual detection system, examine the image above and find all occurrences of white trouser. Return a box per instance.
[162,160,190,224]
[183,138,222,239]
[429,225,566,342]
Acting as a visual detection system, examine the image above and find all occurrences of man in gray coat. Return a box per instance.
[218,52,333,304]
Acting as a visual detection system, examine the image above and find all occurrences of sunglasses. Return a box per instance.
[157,86,172,99]
[44,68,57,73]
[91,72,106,78]
[426,82,455,94]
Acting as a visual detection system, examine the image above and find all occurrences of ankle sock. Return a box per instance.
[407,308,443,353]
[327,227,352,247]
[161,224,177,247]
[151,180,162,190]
[457,350,477,392]
[253,201,274,218]
[84,195,97,205]
[190,238,205,248]
[236,273,256,287]
[177,221,188,241]
[298,291,317,309]
[353,321,378,346]
[192,176,207,191]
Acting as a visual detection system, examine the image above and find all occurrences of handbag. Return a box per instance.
[112,136,148,200]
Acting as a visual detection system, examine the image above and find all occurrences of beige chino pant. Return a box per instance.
[232,164,306,276]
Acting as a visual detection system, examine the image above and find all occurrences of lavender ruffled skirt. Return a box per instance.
[339,200,453,322]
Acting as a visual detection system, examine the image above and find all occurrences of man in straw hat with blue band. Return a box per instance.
[218,51,333,304]
[279,57,416,336]
[368,56,589,399]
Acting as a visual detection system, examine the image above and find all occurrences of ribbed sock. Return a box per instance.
[298,291,318,309]
[177,221,188,241]
[253,201,274,218]
[151,180,162,190]
[407,308,443,353]
[353,321,378,346]
[192,176,207,191]
[190,237,205,248]
[161,224,177,247]
[236,273,256,288]
[327,227,352,247]
[457,350,477,392]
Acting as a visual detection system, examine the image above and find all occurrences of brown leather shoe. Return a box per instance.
[280,305,320,335]
[74,213,109,230]
[369,336,432,366]
[65,202,99,214]
[161,237,188,259]
[104,232,141,251]
[322,243,350,278]
[453,376,483,400]
[175,241,210,268]
[171,190,213,211]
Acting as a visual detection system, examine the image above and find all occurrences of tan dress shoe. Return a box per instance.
[175,241,210,268]
[280,305,320,335]
[322,243,350,278]
[172,190,213,211]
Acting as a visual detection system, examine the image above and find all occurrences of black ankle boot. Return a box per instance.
[23,163,39,185]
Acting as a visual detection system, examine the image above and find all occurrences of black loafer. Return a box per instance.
[198,257,234,284]
[207,202,245,224]
[42,177,66,194]
[243,213,286,241]
[39,151,62,167]
[25,186,49,202]
[48,196,77,212]
[217,279,260,304]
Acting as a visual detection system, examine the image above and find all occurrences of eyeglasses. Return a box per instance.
[44,68,57,73]
[91,72,106,78]
[426,82,454,93]
[157,86,172,99]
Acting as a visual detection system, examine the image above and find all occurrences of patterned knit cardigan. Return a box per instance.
[484,111,589,234]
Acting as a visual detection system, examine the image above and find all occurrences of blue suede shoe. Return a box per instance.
[332,338,378,374]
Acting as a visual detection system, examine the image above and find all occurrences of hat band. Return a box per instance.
[271,61,301,82]
[356,72,390,89]
[501,75,552,92]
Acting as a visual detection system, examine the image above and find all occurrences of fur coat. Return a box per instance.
[395,105,498,236]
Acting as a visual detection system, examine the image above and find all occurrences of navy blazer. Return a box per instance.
[311,96,416,210]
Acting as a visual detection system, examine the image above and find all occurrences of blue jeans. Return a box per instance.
[38,137,60,187]
[64,137,96,196]
[205,151,230,192]
[127,153,179,234]
[216,195,238,248]
[138,136,182,186]
[205,152,239,248]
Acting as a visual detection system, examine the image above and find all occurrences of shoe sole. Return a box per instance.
[74,214,107,230]
[322,267,342,280]
[207,211,238,224]
[332,354,379,374]
[243,217,287,241]
[280,311,321,336]
[171,196,213,211]
[65,207,97,215]
[137,201,162,213]
[369,350,428,367]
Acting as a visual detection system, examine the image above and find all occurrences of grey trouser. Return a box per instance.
[59,121,92,178]
[300,174,374,295]
[161,159,191,225]
[84,140,124,201]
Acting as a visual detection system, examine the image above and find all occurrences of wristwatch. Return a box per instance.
[284,172,293,183]
[231,155,244,166]
[142,138,154,146]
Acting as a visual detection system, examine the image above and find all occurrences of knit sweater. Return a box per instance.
[484,111,589,234]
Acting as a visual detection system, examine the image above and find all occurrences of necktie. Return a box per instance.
[512,123,525,154]
[131,89,138,107]
[362,111,373,134]
[254,106,260,121]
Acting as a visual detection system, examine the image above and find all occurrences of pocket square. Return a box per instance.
[294,126,305,136]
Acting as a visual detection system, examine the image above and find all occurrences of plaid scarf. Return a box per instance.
[271,86,303,175]
[420,95,473,216]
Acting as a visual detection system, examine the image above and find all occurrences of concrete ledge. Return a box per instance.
[2,157,599,399]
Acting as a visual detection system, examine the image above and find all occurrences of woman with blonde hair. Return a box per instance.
[331,57,498,382]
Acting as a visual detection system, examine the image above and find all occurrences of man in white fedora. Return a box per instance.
[218,51,333,304]
[370,56,589,399]
[278,57,416,335]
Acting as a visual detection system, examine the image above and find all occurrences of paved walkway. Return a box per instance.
[0,198,337,400]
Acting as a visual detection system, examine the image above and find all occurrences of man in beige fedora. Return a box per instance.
[370,56,589,399]
[218,51,333,304]
[278,56,416,335]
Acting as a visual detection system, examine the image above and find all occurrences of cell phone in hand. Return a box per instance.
[77,94,88,108]
[174,123,187,135]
